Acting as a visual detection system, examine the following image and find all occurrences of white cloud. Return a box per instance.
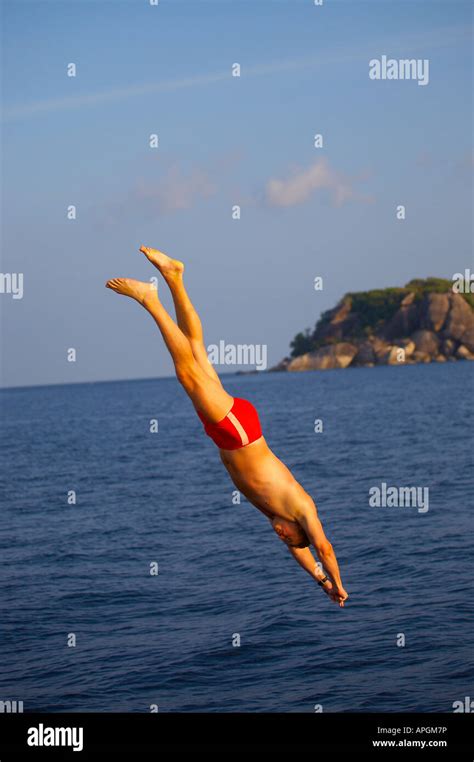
[265,158,370,208]
[135,164,216,213]
[1,58,319,120]
[3,23,468,121]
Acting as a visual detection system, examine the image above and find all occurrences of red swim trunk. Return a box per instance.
[197,397,262,450]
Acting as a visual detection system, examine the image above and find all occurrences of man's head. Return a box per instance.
[271,517,310,549]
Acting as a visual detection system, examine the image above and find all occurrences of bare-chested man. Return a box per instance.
[106,247,349,607]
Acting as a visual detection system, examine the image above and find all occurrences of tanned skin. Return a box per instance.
[106,247,349,607]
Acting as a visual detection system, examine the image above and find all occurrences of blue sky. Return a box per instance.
[1,0,472,387]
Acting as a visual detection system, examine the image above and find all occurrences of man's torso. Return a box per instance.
[219,437,309,523]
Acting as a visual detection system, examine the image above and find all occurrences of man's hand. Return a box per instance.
[285,543,349,607]
[330,585,349,607]
[320,580,349,607]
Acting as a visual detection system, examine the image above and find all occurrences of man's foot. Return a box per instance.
[139,246,184,280]
[105,278,158,305]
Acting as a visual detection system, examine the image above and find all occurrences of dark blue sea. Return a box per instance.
[1,363,473,712]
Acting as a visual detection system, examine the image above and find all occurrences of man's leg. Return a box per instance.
[105,277,233,422]
[139,246,221,383]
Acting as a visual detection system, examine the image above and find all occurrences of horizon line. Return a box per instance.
[0,368,247,393]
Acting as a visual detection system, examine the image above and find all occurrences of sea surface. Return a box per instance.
[0,363,473,712]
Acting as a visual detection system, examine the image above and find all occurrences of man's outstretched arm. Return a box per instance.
[288,544,326,583]
[296,504,349,606]
[286,545,342,603]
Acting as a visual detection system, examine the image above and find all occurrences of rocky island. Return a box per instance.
[272,278,474,371]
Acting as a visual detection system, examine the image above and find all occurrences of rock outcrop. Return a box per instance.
[272,278,474,372]
[287,343,358,371]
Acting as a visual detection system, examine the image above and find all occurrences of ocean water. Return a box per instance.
[0,362,473,713]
